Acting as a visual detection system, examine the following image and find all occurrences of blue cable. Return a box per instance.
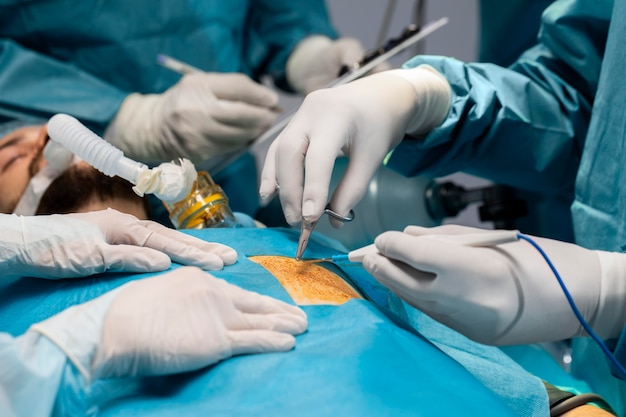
[517,233,626,379]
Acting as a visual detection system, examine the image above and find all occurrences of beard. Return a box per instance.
[36,163,148,215]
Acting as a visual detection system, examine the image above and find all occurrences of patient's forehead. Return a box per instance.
[0,125,45,144]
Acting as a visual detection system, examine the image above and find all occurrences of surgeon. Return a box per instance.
[260,0,626,413]
[0,1,366,217]
[0,192,306,415]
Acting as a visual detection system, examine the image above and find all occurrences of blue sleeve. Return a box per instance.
[387,0,610,198]
[246,0,338,90]
[0,332,90,417]
[0,39,128,134]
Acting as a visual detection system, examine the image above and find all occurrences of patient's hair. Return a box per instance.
[36,164,148,215]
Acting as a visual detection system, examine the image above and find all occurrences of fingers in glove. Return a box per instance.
[195,118,272,149]
[374,230,482,276]
[102,244,171,273]
[139,222,238,269]
[216,279,307,318]
[227,330,297,356]
[211,100,279,130]
[268,124,309,225]
[259,140,280,203]
[326,155,378,229]
[364,252,434,293]
[205,73,279,109]
[298,110,350,224]
[234,312,308,335]
[272,103,348,225]
[332,37,366,66]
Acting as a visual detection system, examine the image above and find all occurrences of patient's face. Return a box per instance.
[0,126,48,213]
[0,125,148,219]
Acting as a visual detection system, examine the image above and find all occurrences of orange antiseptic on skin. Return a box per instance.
[249,256,362,305]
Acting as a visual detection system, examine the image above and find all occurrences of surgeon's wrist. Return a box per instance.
[387,66,452,137]
[29,287,123,384]
[104,93,169,165]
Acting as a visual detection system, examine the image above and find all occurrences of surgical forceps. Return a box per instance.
[295,205,355,261]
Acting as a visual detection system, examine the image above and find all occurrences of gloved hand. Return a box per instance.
[30,266,307,382]
[362,225,626,345]
[286,36,369,94]
[104,72,281,165]
[0,208,237,279]
[260,66,451,226]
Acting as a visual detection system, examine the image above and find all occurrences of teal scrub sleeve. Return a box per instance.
[0,39,128,133]
[249,0,338,90]
[387,0,611,198]
[0,332,89,417]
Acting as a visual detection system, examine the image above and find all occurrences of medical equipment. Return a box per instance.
[47,114,237,229]
[295,205,355,260]
[47,114,195,203]
[302,230,520,263]
[163,171,237,229]
[302,243,377,263]
[157,54,202,75]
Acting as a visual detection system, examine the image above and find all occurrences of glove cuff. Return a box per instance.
[386,65,452,137]
[593,250,626,339]
[29,287,123,384]
[104,93,172,165]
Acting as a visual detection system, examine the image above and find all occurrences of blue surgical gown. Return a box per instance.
[0,332,89,417]
[0,0,337,216]
[387,0,626,412]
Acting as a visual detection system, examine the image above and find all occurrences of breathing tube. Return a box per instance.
[47,114,196,204]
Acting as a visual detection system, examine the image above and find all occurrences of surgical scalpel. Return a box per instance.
[301,230,520,264]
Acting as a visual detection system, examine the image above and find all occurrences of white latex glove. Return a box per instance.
[104,72,281,165]
[260,66,451,226]
[0,208,237,279]
[30,266,307,382]
[286,36,367,94]
[362,225,626,345]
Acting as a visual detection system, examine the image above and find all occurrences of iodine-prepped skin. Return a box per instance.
[250,256,362,305]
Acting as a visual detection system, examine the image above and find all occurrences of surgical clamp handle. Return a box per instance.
[324,206,355,222]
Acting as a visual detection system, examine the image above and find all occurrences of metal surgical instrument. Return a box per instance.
[295,206,355,261]
[301,230,520,264]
